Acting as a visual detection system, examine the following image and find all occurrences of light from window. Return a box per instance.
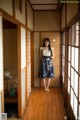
[68,78,70,94]
[74,95,78,120]
[71,47,75,67]
[68,62,70,78]
[74,72,78,97]
[75,48,78,72]
[71,68,74,88]
[68,46,71,61]
[70,88,74,109]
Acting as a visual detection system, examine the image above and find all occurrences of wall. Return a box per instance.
[0,0,13,16]
[27,1,33,30]
[3,29,17,73]
[15,0,26,25]
[34,11,60,31]
[34,32,40,87]
[67,3,78,24]
[61,4,65,30]
[61,3,78,30]
[41,32,60,87]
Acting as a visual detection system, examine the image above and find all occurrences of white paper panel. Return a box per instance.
[21,27,26,69]
[21,69,26,111]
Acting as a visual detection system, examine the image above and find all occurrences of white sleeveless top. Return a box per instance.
[40,47,53,56]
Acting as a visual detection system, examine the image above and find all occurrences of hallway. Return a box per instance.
[0,0,80,120]
[23,88,67,120]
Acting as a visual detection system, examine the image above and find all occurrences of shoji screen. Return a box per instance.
[61,32,65,84]
[0,16,4,113]
[68,22,79,120]
[27,30,31,97]
[21,27,26,116]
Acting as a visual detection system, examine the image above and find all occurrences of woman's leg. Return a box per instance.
[46,78,51,91]
[43,78,47,90]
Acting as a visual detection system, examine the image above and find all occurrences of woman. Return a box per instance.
[39,38,55,91]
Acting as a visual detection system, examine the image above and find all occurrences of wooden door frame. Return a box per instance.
[0,13,4,113]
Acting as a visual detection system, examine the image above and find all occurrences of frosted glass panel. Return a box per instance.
[62,45,65,57]
[74,72,78,97]
[68,79,70,94]
[75,22,79,46]
[71,47,74,67]
[62,58,65,67]
[62,32,65,44]
[21,27,26,69]
[75,48,78,72]
[70,88,74,109]
[68,62,70,78]
[71,68,74,88]
[68,46,71,61]
[74,95,78,120]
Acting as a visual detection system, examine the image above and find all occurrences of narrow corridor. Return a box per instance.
[23,88,67,120]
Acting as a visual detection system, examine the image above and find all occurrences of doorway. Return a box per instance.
[3,18,18,119]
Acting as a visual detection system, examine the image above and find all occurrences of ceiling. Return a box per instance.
[29,0,61,11]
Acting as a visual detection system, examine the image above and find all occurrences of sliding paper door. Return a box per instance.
[27,30,31,98]
[21,27,26,116]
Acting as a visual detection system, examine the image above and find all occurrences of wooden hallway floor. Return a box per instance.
[23,88,67,120]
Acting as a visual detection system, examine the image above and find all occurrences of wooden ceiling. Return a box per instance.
[29,0,61,10]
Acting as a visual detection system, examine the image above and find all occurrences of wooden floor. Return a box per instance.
[23,88,67,120]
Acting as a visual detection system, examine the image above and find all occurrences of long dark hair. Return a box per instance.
[43,38,53,56]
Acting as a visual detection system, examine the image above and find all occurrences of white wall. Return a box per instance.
[34,11,60,31]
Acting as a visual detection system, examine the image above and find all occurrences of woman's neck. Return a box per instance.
[45,46,48,48]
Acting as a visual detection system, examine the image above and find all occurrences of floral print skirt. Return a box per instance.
[39,56,55,78]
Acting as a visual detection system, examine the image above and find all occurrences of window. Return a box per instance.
[74,48,79,72]
[61,32,65,84]
[67,22,79,119]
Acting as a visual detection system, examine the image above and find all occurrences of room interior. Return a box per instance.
[3,18,18,118]
[0,0,80,120]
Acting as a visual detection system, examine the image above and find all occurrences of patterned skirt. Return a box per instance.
[39,56,55,78]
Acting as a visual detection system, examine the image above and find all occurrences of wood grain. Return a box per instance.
[23,88,67,120]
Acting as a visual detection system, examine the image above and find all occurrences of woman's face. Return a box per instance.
[45,40,49,47]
